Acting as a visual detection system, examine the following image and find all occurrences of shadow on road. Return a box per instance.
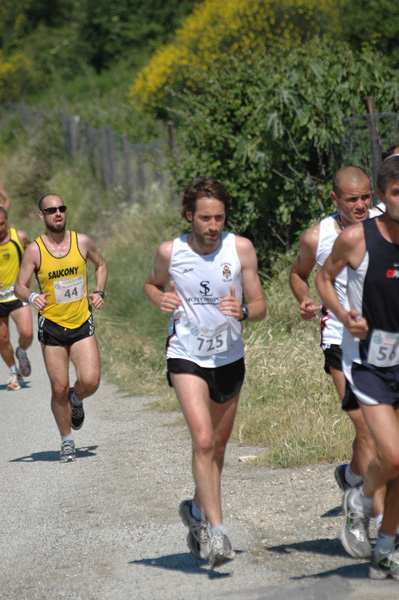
[0,382,31,391]
[266,537,345,557]
[9,445,98,462]
[129,551,241,579]
[292,561,369,580]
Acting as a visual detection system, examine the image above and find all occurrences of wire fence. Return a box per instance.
[0,102,172,203]
[333,98,399,197]
[1,99,398,204]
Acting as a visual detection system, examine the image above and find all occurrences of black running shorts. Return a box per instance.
[0,299,25,318]
[349,362,399,407]
[38,314,95,346]
[322,344,359,411]
[167,357,245,404]
[322,344,342,374]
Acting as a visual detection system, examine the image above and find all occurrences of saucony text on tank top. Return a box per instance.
[35,231,90,329]
[167,232,245,367]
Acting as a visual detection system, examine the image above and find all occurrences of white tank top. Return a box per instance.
[166,232,245,367]
[316,215,347,347]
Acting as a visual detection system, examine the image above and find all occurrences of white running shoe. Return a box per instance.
[209,530,236,569]
[7,370,23,391]
[341,488,372,558]
[179,500,211,560]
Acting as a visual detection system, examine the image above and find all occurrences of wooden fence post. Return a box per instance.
[364,96,382,195]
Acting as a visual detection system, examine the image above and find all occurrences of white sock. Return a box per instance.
[61,433,74,442]
[10,365,17,374]
[375,532,395,555]
[357,486,374,513]
[345,465,362,487]
[375,513,383,531]
[191,500,206,522]
[69,389,82,406]
[211,524,227,536]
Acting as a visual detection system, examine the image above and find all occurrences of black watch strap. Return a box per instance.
[238,305,249,321]
[94,290,105,299]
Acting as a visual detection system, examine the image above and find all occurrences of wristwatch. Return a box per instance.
[238,305,249,321]
[93,290,105,299]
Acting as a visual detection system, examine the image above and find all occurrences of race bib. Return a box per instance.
[0,284,16,301]
[54,276,84,304]
[189,321,228,356]
[367,329,399,367]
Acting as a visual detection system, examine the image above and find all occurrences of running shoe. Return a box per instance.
[179,500,211,560]
[7,370,23,391]
[59,439,76,463]
[334,464,350,491]
[370,548,399,580]
[16,346,31,377]
[341,487,372,558]
[209,530,236,569]
[69,387,85,430]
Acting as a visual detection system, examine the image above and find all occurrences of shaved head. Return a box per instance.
[332,166,369,197]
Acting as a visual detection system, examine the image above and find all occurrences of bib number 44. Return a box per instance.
[54,275,84,304]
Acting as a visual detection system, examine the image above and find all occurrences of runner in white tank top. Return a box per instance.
[290,166,384,522]
[167,232,244,367]
[145,177,266,568]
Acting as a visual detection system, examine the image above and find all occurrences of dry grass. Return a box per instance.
[93,200,354,468]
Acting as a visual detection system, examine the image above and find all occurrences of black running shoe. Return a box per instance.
[69,387,85,430]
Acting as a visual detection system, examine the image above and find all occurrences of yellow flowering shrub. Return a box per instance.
[0,51,35,103]
[130,0,341,109]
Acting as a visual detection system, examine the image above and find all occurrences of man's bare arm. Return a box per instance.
[80,235,108,309]
[15,243,50,310]
[0,181,10,212]
[289,224,321,320]
[17,229,31,250]
[316,225,368,339]
[144,241,181,314]
[234,236,266,322]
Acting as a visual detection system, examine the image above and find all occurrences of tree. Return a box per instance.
[79,0,199,72]
[169,40,399,269]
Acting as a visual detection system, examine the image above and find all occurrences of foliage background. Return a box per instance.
[1,0,399,466]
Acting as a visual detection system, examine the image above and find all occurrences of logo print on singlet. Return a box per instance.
[199,281,213,296]
[221,263,232,281]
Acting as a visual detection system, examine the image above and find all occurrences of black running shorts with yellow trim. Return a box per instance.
[38,313,95,346]
[167,357,245,404]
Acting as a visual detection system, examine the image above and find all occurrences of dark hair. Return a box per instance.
[377,155,399,193]
[382,143,399,161]
[332,166,369,196]
[181,177,232,221]
[38,193,63,211]
[0,206,7,218]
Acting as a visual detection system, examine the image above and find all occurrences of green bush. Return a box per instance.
[169,39,399,270]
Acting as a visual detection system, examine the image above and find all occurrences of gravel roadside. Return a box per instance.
[1,319,398,599]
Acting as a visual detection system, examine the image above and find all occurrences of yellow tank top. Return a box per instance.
[0,228,24,302]
[35,231,90,328]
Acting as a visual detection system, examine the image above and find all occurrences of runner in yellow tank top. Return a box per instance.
[35,231,90,329]
[0,198,32,391]
[15,194,107,463]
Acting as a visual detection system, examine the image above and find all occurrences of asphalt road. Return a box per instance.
[1,313,398,599]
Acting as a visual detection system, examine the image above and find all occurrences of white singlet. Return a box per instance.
[316,214,347,347]
[166,232,245,367]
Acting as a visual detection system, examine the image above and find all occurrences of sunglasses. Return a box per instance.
[41,205,67,215]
